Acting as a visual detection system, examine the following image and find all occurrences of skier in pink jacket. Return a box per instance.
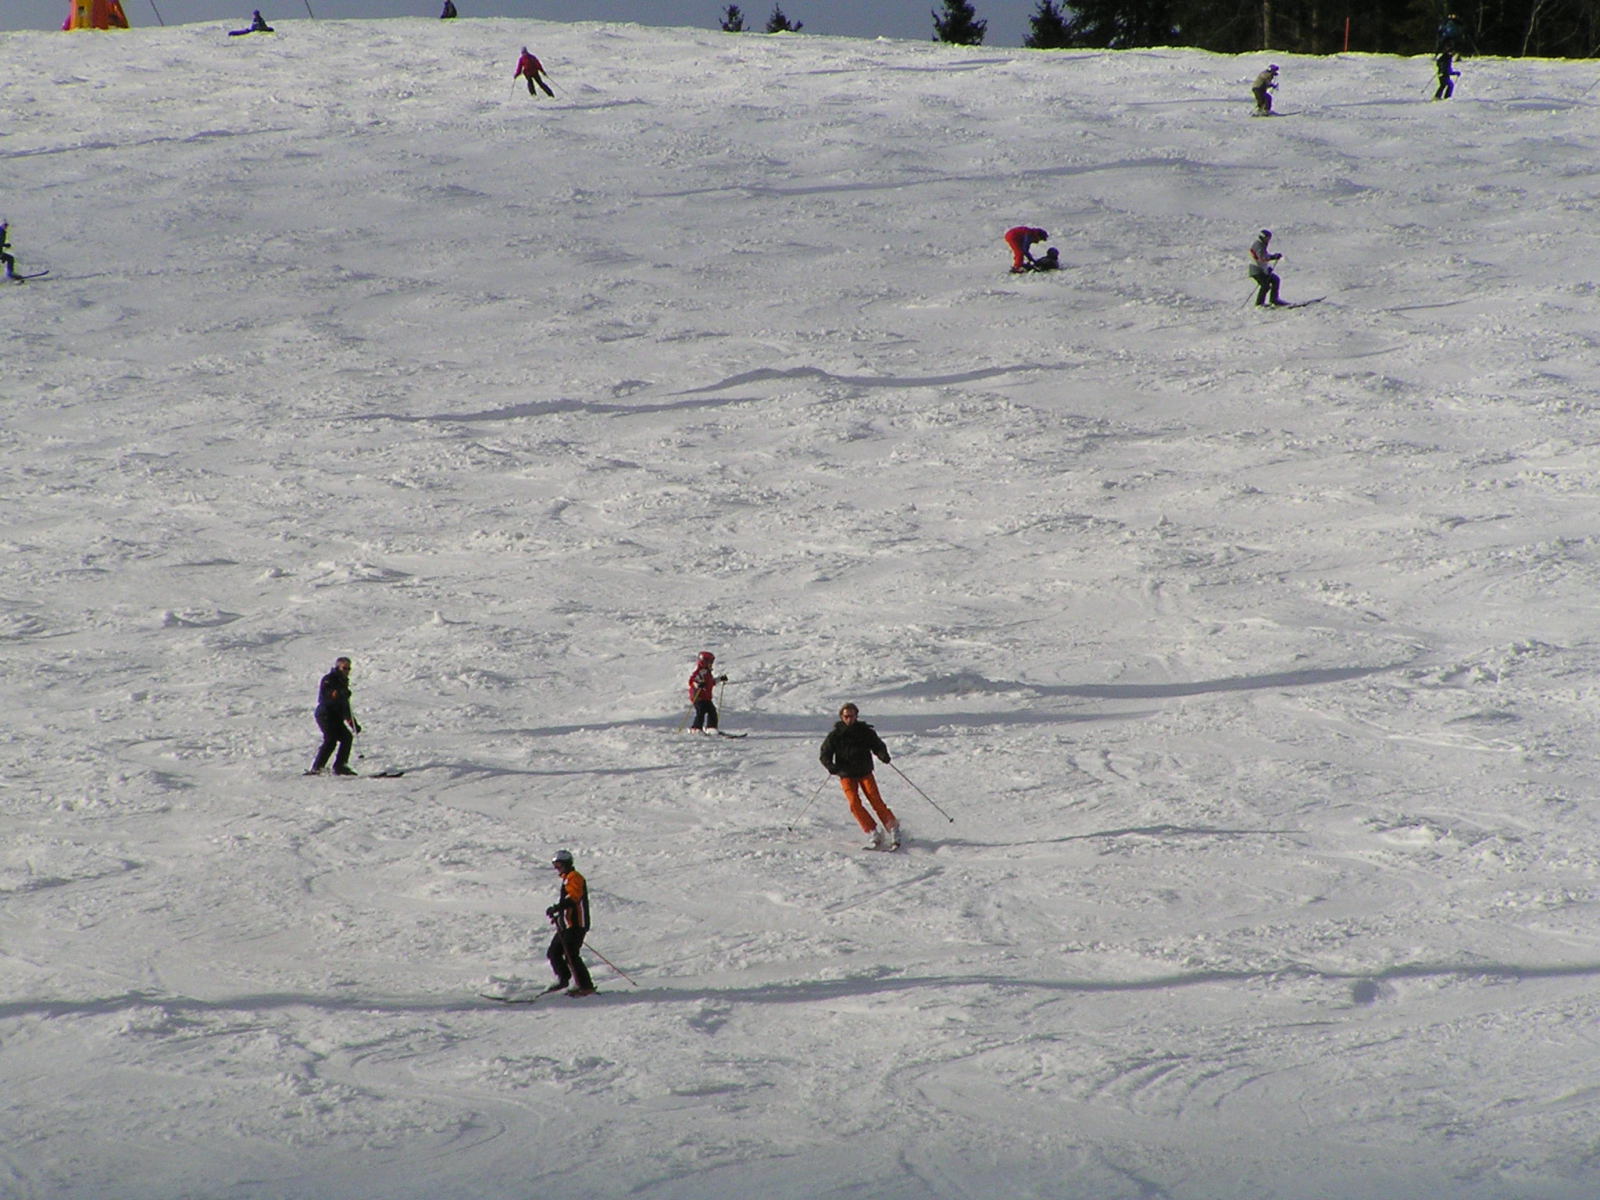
[515,48,554,98]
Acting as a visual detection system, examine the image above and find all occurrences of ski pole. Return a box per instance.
[302,0,316,16]
[888,761,955,823]
[148,0,165,24]
[583,940,639,987]
[785,775,833,831]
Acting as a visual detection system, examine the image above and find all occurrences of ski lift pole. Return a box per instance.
[583,940,639,987]
[888,761,955,823]
[785,775,833,831]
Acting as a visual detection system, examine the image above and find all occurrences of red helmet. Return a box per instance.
[698,651,715,663]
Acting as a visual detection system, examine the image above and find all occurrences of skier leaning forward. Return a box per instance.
[819,703,900,849]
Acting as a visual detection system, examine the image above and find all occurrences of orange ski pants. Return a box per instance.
[839,773,897,833]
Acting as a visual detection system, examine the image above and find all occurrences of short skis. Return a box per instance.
[7,271,49,283]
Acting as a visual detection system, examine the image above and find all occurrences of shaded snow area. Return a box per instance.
[8,17,1600,1199]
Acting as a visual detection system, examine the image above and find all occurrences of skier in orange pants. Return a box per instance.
[819,703,900,850]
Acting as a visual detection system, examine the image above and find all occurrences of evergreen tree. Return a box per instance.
[720,4,744,30]
[765,3,802,31]
[932,0,987,44]
[1060,0,1177,48]
[1024,0,1071,47]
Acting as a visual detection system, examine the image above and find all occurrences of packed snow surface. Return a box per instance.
[7,17,1600,1200]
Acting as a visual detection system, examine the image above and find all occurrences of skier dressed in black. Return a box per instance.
[0,221,16,281]
[1434,51,1460,100]
[306,656,361,775]
[1436,13,1463,53]
[545,850,596,996]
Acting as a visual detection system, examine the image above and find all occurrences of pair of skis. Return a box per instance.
[7,270,49,284]
[303,768,406,778]
[480,982,599,1004]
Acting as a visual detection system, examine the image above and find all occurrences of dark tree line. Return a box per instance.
[1032,0,1600,56]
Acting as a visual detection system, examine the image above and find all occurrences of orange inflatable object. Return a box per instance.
[64,0,130,30]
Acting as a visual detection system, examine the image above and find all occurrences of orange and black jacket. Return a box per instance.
[551,870,590,932]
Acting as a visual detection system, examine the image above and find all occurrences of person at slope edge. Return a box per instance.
[545,850,596,997]
[514,47,555,97]
[1252,64,1278,114]
[1004,225,1049,273]
[228,9,274,35]
[819,703,900,849]
[306,656,361,775]
[1248,228,1288,307]
[688,650,729,734]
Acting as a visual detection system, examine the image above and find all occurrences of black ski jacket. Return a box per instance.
[316,668,353,723]
[819,719,890,779]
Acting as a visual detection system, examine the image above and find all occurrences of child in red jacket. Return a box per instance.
[688,651,728,734]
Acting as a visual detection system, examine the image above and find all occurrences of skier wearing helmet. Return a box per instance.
[1252,64,1279,115]
[688,651,729,734]
[544,849,595,997]
[1249,229,1288,307]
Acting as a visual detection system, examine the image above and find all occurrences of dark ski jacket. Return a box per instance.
[819,719,890,779]
[315,667,353,723]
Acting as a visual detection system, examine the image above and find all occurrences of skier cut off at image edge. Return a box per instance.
[0,222,18,280]
[819,703,900,849]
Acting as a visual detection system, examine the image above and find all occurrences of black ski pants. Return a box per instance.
[548,926,594,991]
[312,710,353,771]
[691,698,719,731]
[1252,269,1282,306]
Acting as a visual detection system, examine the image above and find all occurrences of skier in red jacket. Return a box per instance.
[1004,226,1049,273]
[514,47,554,97]
[687,651,728,734]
